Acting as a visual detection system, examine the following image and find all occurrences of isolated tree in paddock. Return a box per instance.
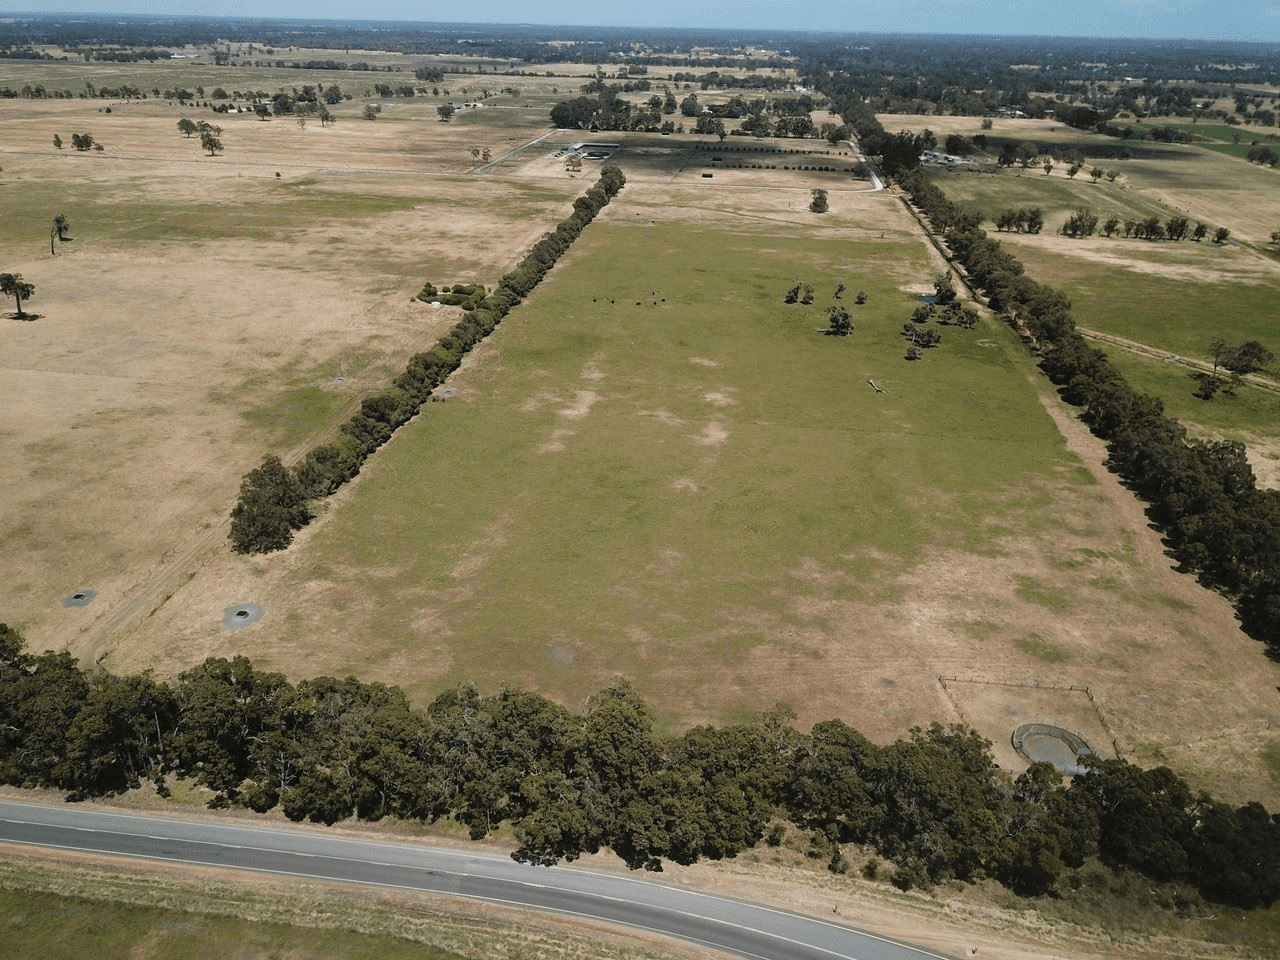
[200,129,223,156]
[71,133,95,151]
[52,213,70,241]
[809,188,829,213]
[1214,226,1231,244]
[0,272,34,317]
[565,153,583,175]
[825,305,852,335]
[52,133,62,150]
[229,454,311,554]
[177,117,197,138]
[932,272,957,304]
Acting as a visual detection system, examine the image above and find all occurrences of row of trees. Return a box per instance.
[994,207,1044,234]
[1061,209,1229,243]
[550,82,832,140]
[897,166,1280,652]
[1,622,1277,907]
[229,164,627,554]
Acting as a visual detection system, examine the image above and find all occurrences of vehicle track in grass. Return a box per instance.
[86,389,371,662]
[1076,327,1280,397]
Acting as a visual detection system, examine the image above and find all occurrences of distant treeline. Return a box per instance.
[1,622,1277,908]
[7,14,1277,87]
[229,164,627,554]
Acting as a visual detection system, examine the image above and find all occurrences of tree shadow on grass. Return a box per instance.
[5,312,42,322]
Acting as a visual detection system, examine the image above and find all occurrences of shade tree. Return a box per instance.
[0,272,34,317]
[824,305,852,335]
[228,454,311,554]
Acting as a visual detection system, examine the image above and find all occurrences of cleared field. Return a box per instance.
[115,166,1280,806]
[0,80,585,653]
[2,79,1278,813]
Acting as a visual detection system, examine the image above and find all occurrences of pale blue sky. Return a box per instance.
[24,1,1280,42]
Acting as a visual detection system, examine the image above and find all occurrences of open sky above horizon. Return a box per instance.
[21,1,1280,44]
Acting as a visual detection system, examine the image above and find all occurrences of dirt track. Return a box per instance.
[1077,327,1280,396]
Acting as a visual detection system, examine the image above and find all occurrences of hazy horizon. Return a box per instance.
[10,2,1279,44]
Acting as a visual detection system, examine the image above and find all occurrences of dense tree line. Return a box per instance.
[1,622,1277,907]
[895,166,1280,653]
[230,165,626,554]
[0,45,58,60]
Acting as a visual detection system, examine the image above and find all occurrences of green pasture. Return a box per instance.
[1197,142,1259,159]
[1000,242,1280,361]
[927,167,1160,227]
[278,214,1082,722]
[0,888,462,960]
[1087,347,1280,444]
[926,161,1238,235]
[1158,122,1280,145]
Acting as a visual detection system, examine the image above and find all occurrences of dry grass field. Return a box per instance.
[2,79,1279,811]
[0,77,585,651]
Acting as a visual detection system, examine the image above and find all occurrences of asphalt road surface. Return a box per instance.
[0,800,955,960]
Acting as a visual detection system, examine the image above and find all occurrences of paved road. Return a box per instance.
[0,800,954,960]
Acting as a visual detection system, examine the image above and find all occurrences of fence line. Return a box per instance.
[935,674,1123,760]
[937,675,1090,695]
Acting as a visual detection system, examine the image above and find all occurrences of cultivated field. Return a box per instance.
[2,70,1280,818]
